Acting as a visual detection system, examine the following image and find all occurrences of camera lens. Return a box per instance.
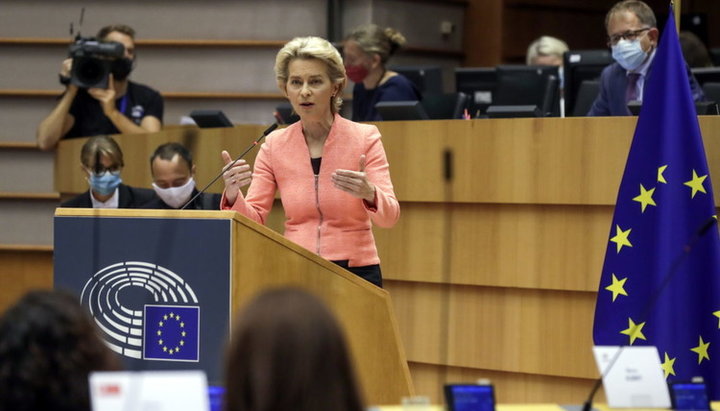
[76,59,105,85]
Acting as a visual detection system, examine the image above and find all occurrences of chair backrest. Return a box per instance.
[421,92,469,120]
[572,80,601,117]
[702,82,720,103]
[389,65,443,95]
[494,65,560,117]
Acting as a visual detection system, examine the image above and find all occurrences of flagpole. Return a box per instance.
[674,0,681,32]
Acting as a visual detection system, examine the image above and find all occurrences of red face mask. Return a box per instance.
[345,64,369,83]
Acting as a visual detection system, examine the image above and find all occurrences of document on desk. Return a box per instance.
[592,346,670,408]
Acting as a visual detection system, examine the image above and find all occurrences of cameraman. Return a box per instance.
[37,24,163,151]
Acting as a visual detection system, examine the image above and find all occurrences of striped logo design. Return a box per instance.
[80,262,200,361]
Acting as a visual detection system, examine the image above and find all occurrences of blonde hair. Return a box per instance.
[274,36,347,114]
[526,36,569,65]
[345,24,406,65]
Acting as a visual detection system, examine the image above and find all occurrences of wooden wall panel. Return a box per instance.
[0,249,53,314]
[385,281,598,379]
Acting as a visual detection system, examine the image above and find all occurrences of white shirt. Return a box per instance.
[90,187,120,208]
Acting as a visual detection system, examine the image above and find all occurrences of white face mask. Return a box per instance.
[152,177,195,209]
[612,38,648,71]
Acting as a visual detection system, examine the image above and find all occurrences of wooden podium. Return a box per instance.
[54,208,413,405]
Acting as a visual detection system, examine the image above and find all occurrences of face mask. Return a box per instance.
[345,64,369,83]
[152,177,195,209]
[612,39,648,71]
[89,171,122,196]
[111,58,134,80]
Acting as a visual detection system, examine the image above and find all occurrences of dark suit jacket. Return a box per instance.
[140,189,222,210]
[61,184,157,208]
[587,61,705,116]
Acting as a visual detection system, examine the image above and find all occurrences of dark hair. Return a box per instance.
[605,0,657,29]
[150,142,193,170]
[0,290,121,411]
[97,24,136,41]
[223,288,364,411]
[80,135,124,169]
[679,31,713,68]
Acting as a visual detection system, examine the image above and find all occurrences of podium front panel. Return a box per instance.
[54,215,231,383]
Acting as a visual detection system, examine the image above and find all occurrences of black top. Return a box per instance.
[310,157,322,175]
[140,189,222,210]
[65,81,164,139]
[60,184,157,208]
[351,74,421,122]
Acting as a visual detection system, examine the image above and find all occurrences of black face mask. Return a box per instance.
[111,58,133,81]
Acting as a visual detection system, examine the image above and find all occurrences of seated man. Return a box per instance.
[37,24,163,151]
[143,142,221,210]
[587,0,704,116]
[61,135,156,208]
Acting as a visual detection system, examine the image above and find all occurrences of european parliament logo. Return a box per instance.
[80,261,201,363]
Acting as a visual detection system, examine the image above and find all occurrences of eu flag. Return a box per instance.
[592,9,720,399]
[143,305,200,362]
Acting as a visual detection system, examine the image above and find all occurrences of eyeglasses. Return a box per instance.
[607,27,651,47]
[85,165,122,176]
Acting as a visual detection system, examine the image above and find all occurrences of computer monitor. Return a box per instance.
[374,101,429,121]
[389,65,443,95]
[563,49,614,117]
[454,67,496,116]
[493,65,560,117]
[691,67,720,86]
[189,110,234,128]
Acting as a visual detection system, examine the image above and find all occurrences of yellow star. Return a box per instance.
[181,331,186,337]
[180,340,185,346]
[690,336,711,364]
[657,165,668,184]
[159,339,163,345]
[661,352,676,379]
[157,330,162,336]
[176,315,181,320]
[180,322,185,328]
[158,321,163,327]
[169,312,174,318]
[163,315,168,320]
[714,310,720,328]
[684,170,708,198]
[169,349,174,355]
[605,274,628,302]
[610,225,633,253]
[620,318,647,345]
[632,184,656,213]
[175,346,180,352]
[163,346,167,352]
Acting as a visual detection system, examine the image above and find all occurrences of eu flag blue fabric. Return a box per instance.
[592,9,720,399]
[143,305,200,362]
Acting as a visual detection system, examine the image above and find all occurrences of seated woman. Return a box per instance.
[0,290,121,411]
[343,24,421,121]
[223,287,364,411]
[61,135,156,208]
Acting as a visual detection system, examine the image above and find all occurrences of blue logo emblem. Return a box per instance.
[143,305,200,362]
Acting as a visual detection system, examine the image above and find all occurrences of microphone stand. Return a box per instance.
[180,123,278,210]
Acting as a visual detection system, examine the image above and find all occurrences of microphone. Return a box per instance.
[180,123,278,210]
[581,216,717,411]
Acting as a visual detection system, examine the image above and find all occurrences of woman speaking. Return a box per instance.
[220,36,399,287]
